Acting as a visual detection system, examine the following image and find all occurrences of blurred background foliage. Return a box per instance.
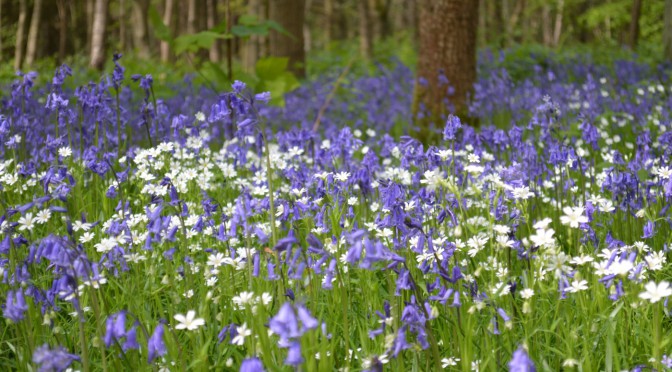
[0,0,670,100]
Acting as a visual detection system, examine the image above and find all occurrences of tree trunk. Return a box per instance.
[86,0,94,55]
[415,0,479,135]
[25,0,44,67]
[358,0,373,59]
[324,0,334,44]
[90,0,109,70]
[665,0,672,60]
[542,4,552,46]
[206,0,221,62]
[119,0,126,50]
[628,0,643,49]
[56,0,68,62]
[242,0,263,71]
[553,0,564,47]
[375,0,393,39]
[160,0,174,62]
[14,0,28,70]
[269,0,306,78]
[132,0,150,58]
[187,0,197,34]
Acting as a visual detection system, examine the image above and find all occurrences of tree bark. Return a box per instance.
[553,0,564,47]
[119,0,126,50]
[206,0,221,62]
[542,4,552,46]
[86,0,94,55]
[25,0,44,67]
[14,0,28,70]
[269,0,306,78]
[160,0,175,62]
[628,0,643,49]
[665,0,672,60]
[56,0,68,62]
[132,0,150,58]
[242,0,263,71]
[415,0,479,134]
[90,0,109,70]
[324,0,334,44]
[187,0,197,34]
[358,0,373,59]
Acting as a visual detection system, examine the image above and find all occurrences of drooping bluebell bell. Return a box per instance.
[32,344,80,372]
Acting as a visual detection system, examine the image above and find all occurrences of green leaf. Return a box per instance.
[173,32,231,55]
[148,5,173,42]
[231,24,270,38]
[255,57,289,80]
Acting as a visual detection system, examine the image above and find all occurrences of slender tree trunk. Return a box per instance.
[665,0,672,60]
[358,0,373,59]
[187,0,197,34]
[507,0,524,44]
[553,0,564,47]
[14,0,29,70]
[132,0,150,58]
[56,0,68,62]
[375,0,393,39]
[628,0,643,49]
[90,0,109,70]
[325,0,334,44]
[86,0,94,55]
[243,0,263,71]
[415,0,479,135]
[207,0,221,62]
[119,0,126,50]
[478,0,486,47]
[160,0,175,62]
[542,4,552,46]
[269,0,306,78]
[0,1,3,61]
[25,0,43,67]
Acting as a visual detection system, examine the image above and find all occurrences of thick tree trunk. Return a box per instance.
[269,0,306,78]
[415,0,479,133]
[90,0,109,70]
[132,0,150,58]
[25,0,43,67]
[160,0,174,62]
[206,0,221,62]
[14,0,27,70]
[358,0,373,59]
[665,0,672,61]
[628,0,642,49]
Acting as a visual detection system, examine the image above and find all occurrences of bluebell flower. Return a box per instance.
[240,357,265,372]
[147,324,167,363]
[33,344,80,372]
[508,346,535,372]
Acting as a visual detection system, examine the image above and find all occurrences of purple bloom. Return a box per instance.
[3,288,28,322]
[284,341,304,366]
[443,114,462,141]
[240,357,265,372]
[33,344,80,372]
[147,324,167,363]
[508,346,535,372]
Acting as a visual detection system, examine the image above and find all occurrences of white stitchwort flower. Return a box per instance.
[174,310,205,331]
[560,206,588,228]
[639,281,672,303]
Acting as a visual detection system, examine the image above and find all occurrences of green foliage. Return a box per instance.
[254,57,301,106]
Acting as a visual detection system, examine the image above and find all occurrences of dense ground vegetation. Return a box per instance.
[1,53,672,371]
